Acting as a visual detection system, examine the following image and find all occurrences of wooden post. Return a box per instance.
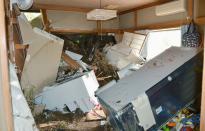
[40,9,50,32]
[200,26,205,131]
[0,0,14,130]
[134,11,138,28]
[188,0,193,20]
[97,20,102,35]
[61,52,80,70]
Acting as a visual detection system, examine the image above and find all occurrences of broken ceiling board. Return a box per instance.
[21,28,64,94]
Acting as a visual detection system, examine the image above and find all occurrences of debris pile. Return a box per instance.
[161,108,200,131]
[13,13,148,131]
[15,14,116,131]
[59,34,119,86]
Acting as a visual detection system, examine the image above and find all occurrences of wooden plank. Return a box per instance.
[50,28,97,34]
[0,0,14,130]
[50,28,121,34]
[134,11,138,28]
[40,9,50,32]
[33,3,92,12]
[187,0,194,20]
[119,0,173,15]
[137,19,190,30]
[101,29,121,33]
[195,17,205,25]
[15,44,29,50]
[97,21,101,35]
[200,27,205,131]
[61,52,80,70]
[10,4,26,77]
[121,19,190,32]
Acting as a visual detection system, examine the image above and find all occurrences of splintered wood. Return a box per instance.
[61,52,80,70]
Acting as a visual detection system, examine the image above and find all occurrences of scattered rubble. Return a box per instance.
[15,14,151,131]
[58,34,119,86]
[161,108,200,131]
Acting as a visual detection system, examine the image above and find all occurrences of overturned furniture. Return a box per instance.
[18,14,99,113]
[18,14,64,94]
[35,70,99,113]
[96,47,203,131]
[105,32,146,70]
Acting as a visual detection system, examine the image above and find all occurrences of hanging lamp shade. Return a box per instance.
[87,9,117,21]
[17,0,33,10]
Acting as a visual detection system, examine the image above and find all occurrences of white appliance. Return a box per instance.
[156,0,186,16]
[35,71,99,113]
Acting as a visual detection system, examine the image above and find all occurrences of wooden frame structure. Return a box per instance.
[2,0,205,130]
[196,17,205,25]
[38,0,189,34]
[197,16,205,131]
[0,0,14,130]
[31,1,205,130]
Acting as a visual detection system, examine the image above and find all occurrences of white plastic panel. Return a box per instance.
[132,93,156,130]
[21,28,64,94]
[156,0,186,16]
[35,71,99,113]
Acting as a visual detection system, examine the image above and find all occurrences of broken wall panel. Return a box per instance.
[21,28,64,94]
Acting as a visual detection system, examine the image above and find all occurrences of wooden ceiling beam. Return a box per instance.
[97,21,102,35]
[40,9,50,32]
[119,0,173,15]
[187,0,194,20]
[50,28,121,34]
[136,19,189,30]
[33,3,93,12]
[50,28,97,34]
[195,17,205,25]
[134,11,138,28]
[121,19,190,33]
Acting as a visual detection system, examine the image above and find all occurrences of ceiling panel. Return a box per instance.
[34,0,163,12]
